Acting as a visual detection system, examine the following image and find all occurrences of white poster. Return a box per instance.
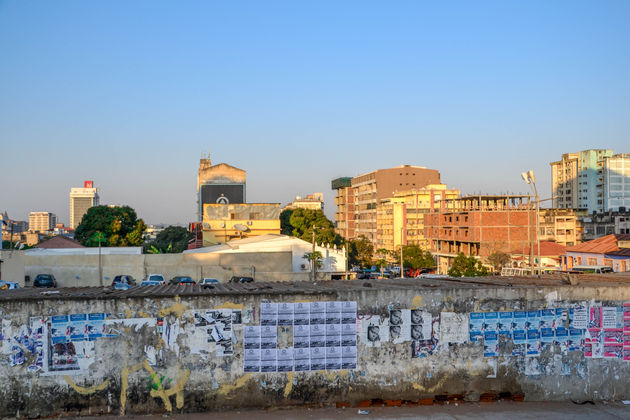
[439,312,469,344]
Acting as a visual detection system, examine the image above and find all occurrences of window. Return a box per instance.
[249,212,261,220]
[587,258,597,266]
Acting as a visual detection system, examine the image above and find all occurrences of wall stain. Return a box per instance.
[412,295,423,308]
[157,296,187,320]
[283,372,294,398]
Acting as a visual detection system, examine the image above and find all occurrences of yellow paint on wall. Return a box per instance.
[145,360,191,412]
[217,374,251,398]
[64,376,109,395]
[411,375,449,393]
[158,296,187,320]
[137,311,152,318]
[412,295,423,308]
[124,309,133,318]
[217,302,245,310]
[283,372,294,398]
[120,360,144,416]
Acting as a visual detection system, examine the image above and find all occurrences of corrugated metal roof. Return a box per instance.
[567,234,630,254]
[1,274,630,302]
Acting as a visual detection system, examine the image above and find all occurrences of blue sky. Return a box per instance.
[1,0,629,225]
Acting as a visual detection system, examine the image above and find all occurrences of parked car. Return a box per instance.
[33,274,58,288]
[144,274,165,284]
[140,280,162,286]
[200,278,219,289]
[0,280,19,290]
[111,275,136,288]
[169,276,195,285]
[229,276,254,283]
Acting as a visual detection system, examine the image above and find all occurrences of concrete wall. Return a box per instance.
[2,283,630,417]
[23,251,297,286]
[0,250,25,286]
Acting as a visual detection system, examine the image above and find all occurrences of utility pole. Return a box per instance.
[400,226,404,278]
[311,226,317,282]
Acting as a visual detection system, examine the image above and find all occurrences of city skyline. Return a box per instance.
[2,1,629,225]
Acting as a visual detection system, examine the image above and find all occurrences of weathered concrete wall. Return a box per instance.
[2,284,630,418]
[23,251,299,286]
[0,250,25,287]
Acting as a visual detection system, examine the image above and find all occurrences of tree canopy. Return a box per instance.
[487,250,511,273]
[448,252,488,277]
[348,235,374,268]
[144,226,193,254]
[280,208,343,246]
[75,205,147,247]
[394,244,435,269]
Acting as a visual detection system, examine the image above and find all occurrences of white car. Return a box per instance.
[144,274,165,284]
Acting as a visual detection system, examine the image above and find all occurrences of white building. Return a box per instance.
[184,234,346,274]
[28,211,57,233]
[604,153,630,211]
[70,181,99,229]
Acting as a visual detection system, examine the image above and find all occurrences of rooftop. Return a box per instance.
[2,275,630,302]
[567,234,630,254]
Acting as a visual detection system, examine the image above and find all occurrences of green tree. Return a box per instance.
[487,250,511,273]
[75,205,147,247]
[396,244,435,269]
[281,208,343,247]
[280,209,294,235]
[143,226,193,254]
[303,250,323,268]
[448,252,488,277]
[348,235,374,268]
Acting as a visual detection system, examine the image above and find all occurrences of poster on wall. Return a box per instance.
[469,312,483,342]
[571,307,588,329]
[498,312,512,336]
[439,312,468,344]
[389,309,411,344]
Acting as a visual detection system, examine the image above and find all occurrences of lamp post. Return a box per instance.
[91,231,106,287]
[521,170,540,275]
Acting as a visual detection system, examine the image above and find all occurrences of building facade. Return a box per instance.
[563,234,630,272]
[551,149,613,214]
[581,209,630,241]
[69,181,99,229]
[331,177,355,240]
[332,165,441,244]
[284,193,324,212]
[376,184,460,254]
[604,153,630,211]
[197,155,246,221]
[423,195,536,274]
[538,208,585,247]
[201,203,281,246]
[28,212,57,233]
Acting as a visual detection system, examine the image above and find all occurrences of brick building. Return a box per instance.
[424,195,537,274]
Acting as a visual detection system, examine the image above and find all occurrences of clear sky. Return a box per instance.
[1,0,629,225]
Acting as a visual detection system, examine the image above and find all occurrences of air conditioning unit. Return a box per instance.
[247,221,253,225]
[220,222,226,228]
[300,264,307,270]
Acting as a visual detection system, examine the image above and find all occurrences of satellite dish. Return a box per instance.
[234,224,250,232]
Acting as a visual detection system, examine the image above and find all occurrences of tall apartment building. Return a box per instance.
[331,177,355,239]
[376,184,460,254]
[551,149,613,214]
[197,154,246,221]
[604,153,630,211]
[581,209,630,240]
[423,195,536,274]
[28,212,57,233]
[332,165,441,244]
[69,181,99,229]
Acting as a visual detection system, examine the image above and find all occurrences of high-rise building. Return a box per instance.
[332,165,441,244]
[197,154,246,221]
[331,177,355,240]
[603,153,630,211]
[550,149,613,214]
[28,212,57,233]
[283,193,324,212]
[69,180,99,229]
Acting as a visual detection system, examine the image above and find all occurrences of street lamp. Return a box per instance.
[521,170,540,275]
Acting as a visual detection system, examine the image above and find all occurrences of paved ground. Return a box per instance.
[72,401,630,419]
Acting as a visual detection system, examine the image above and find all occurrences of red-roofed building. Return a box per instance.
[562,234,630,272]
[509,241,567,270]
[33,235,85,249]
